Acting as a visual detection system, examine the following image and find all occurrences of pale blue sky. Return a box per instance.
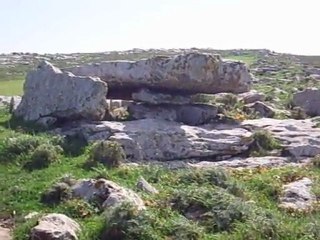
[1,0,319,55]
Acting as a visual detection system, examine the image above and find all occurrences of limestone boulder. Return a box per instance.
[279,178,316,211]
[31,213,81,240]
[14,61,108,122]
[244,101,275,118]
[71,178,145,210]
[54,119,253,161]
[128,102,218,125]
[292,88,320,116]
[66,53,252,96]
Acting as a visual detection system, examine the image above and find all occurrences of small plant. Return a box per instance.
[250,130,282,156]
[312,155,320,168]
[27,144,62,169]
[59,199,96,218]
[87,140,125,168]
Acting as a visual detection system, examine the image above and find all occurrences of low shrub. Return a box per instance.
[26,144,62,169]
[312,155,320,168]
[86,140,125,168]
[250,130,282,156]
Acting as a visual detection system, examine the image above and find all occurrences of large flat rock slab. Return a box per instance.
[66,53,252,95]
[55,119,253,161]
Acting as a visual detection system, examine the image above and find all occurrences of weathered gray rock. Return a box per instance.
[54,119,253,161]
[137,176,159,194]
[67,53,252,95]
[0,227,12,240]
[132,88,191,105]
[242,118,320,158]
[71,178,145,210]
[188,156,305,169]
[128,103,218,125]
[238,90,265,104]
[279,178,316,211]
[292,88,320,116]
[15,61,108,122]
[244,101,275,118]
[31,213,81,240]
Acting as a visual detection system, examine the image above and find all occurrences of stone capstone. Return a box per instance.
[66,53,252,96]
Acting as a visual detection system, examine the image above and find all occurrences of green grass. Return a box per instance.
[0,79,24,95]
[224,55,257,66]
[0,109,319,239]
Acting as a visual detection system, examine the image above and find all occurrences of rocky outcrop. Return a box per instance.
[54,119,253,161]
[292,88,320,116]
[67,53,252,96]
[128,103,218,125]
[279,178,316,211]
[14,61,108,123]
[31,213,81,240]
[242,118,320,158]
[71,178,145,210]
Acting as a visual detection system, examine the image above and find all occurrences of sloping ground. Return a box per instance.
[1,109,320,239]
[295,55,320,67]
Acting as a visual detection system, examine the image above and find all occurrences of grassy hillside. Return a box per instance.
[0,108,320,239]
[0,79,24,96]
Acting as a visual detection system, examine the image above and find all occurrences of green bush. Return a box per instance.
[312,155,320,168]
[250,130,282,156]
[169,218,205,240]
[171,186,274,234]
[27,144,62,169]
[87,140,125,168]
[103,202,160,240]
[59,199,96,219]
[0,133,64,163]
[172,187,243,232]
[178,168,245,198]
